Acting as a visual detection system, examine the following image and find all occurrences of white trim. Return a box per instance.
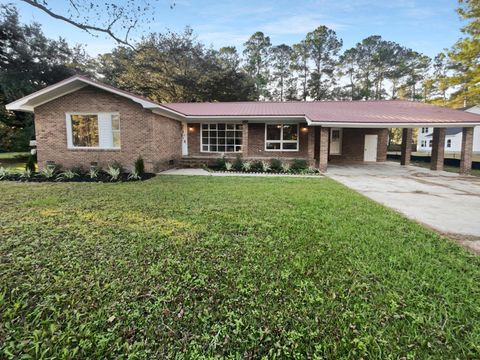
[66,112,121,150]
[306,122,480,128]
[264,123,299,152]
[199,122,243,154]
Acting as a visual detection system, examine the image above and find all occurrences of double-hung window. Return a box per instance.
[265,124,299,151]
[201,123,243,152]
[66,113,120,149]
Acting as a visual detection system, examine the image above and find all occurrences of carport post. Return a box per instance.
[316,127,329,172]
[430,128,445,171]
[460,127,474,175]
[400,128,412,166]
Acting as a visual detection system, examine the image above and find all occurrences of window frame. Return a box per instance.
[264,123,299,152]
[200,123,243,153]
[66,112,121,150]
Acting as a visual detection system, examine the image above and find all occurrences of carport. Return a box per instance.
[305,101,480,174]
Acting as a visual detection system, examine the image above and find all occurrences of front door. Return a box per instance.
[182,123,188,156]
[364,134,378,162]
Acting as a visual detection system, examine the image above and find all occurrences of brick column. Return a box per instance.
[242,121,249,158]
[307,125,315,165]
[316,127,329,172]
[377,128,389,162]
[460,127,474,175]
[430,128,445,171]
[400,128,412,166]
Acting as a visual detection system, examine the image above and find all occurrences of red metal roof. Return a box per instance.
[162,100,480,124]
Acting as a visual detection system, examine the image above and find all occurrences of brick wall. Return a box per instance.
[330,128,388,162]
[34,86,182,172]
[187,122,312,160]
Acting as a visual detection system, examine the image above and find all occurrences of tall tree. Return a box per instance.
[447,0,480,107]
[100,28,255,103]
[305,26,343,100]
[19,0,175,49]
[243,32,272,100]
[0,5,94,151]
[270,44,294,101]
[292,41,310,101]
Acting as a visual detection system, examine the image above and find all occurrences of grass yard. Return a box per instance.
[1,176,480,358]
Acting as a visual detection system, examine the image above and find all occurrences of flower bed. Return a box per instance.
[208,157,321,175]
[0,157,155,183]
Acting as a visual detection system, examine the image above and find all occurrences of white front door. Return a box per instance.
[182,123,188,156]
[329,128,342,155]
[364,134,378,162]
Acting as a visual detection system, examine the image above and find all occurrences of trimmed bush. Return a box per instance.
[213,157,226,171]
[25,155,36,172]
[242,161,252,172]
[134,156,145,177]
[225,162,233,171]
[291,159,308,173]
[270,159,282,173]
[250,160,263,172]
[232,156,243,171]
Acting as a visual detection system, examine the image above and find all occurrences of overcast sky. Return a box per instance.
[10,0,464,57]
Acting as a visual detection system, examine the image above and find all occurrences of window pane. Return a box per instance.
[210,124,217,130]
[283,142,298,150]
[218,131,225,138]
[202,137,209,144]
[218,124,225,130]
[218,145,225,152]
[331,130,340,141]
[235,124,243,131]
[202,130,209,137]
[226,124,235,130]
[283,124,298,141]
[211,137,217,144]
[202,145,209,151]
[112,131,121,148]
[202,124,208,130]
[71,114,99,147]
[218,138,225,145]
[266,142,281,150]
[111,114,120,130]
[210,145,217,151]
[266,125,281,140]
[227,131,235,137]
[235,145,242,152]
[226,145,234,152]
[227,138,235,145]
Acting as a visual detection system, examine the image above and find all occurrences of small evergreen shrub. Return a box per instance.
[270,159,282,173]
[232,156,243,171]
[106,166,121,181]
[242,161,252,172]
[89,167,99,179]
[290,159,308,173]
[250,160,263,172]
[25,155,36,172]
[57,169,78,181]
[134,156,145,177]
[40,166,56,179]
[0,167,10,180]
[261,160,271,172]
[225,162,233,171]
[128,169,141,180]
[214,157,226,171]
[281,162,291,173]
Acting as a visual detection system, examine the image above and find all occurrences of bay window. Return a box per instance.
[66,113,120,149]
[265,124,298,151]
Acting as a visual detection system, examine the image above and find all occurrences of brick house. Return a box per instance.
[7,75,480,173]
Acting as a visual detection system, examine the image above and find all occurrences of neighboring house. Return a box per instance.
[417,106,480,153]
[6,75,480,172]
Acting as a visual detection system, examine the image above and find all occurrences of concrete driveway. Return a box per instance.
[326,162,480,250]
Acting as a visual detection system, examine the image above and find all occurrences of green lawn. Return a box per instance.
[0,152,30,171]
[1,176,480,358]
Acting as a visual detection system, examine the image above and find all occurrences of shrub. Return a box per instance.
[290,159,308,173]
[128,169,141,180]
[307,165,320,174]
[57,169,78,181]
[261,160,271,172]
[89,167,99,179]
[40,166,56,179]
[20,169,32,180]
[106,166,121,181]
[25,155,36,172]
[134,156,145,177]
[232,156,243,171]
[242,161,252,172]
[250,160,263,172]
[281,162,291,173]
[0,167,10,180]
[270,159,282,173]
[213,157,226,171]
[225,162,233,171]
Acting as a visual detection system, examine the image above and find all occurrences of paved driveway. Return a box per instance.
[326,162,480,249]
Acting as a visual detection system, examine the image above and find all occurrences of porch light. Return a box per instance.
[301,126,308,132]
[188,126,195,132]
